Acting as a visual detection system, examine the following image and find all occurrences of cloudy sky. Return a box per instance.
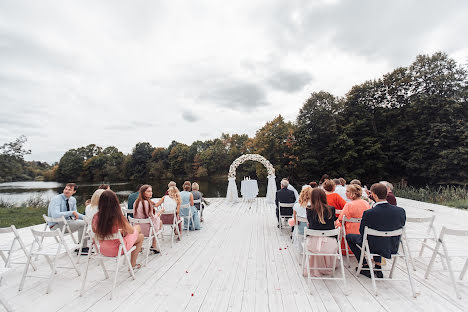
[1,0,467,163]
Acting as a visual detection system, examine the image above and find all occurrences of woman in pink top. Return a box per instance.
[92,190,144,269]
[133,184,164,253]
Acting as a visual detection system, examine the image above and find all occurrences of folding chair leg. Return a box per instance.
[17,235,37,271]
[4,240,16,268]
[441,239,461,299]
[405,234,417,271]
[65,243,81,276]
[389,256,397,278]
[356,245,366,276]
[344,235,351,268]
[306,254,312,294]
[100,258,109,279]
[47,254,59,294]
[460,258,468,280]
[80,248,92,296]
[18,250,33,291]
[365,247,377,296]
[424,240,441,280]
[0,293,13,312]
[0,251,7,265]
[401,242,417,298]
[111,254,123,300]
[339,254,348,295]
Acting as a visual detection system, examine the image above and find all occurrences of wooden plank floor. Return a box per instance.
[1,197,468,311]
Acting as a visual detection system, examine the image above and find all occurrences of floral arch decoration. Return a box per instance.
[228,154,275,178]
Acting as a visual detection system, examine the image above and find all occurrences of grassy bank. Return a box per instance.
[0,196,86,228]
[394,184,468,209]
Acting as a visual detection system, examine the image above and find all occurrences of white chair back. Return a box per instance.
[342,215,362,267]
[80,228,137,300]
[302,227,347,294]
[278,202,294,230]
[0,225,37,270]
[19,228,80,294]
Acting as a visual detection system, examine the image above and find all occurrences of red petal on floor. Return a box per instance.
[185,270,188,273]
[279,248,282,250]
[191,293,194,296]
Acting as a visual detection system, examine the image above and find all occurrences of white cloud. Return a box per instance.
[0,0,467,163]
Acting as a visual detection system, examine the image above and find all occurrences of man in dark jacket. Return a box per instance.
[275,179,296,226]
[346,183,406,278]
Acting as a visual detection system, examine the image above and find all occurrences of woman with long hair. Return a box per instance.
[304,188,338,277]
[154,186,183,240]
[92,190,144,269]
[133,184,165,253]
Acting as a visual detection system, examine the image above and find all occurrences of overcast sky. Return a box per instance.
[1,0,467,163]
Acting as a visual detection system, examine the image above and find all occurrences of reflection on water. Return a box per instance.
[0,177,270,206]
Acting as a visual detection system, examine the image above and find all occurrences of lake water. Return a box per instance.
[0,178,269,206]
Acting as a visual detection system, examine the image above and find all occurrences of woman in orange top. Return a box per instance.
[336,184,370,234]
[323,179,346,217]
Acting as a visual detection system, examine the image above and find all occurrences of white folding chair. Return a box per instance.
[356,226,417,297]
[122,207,134,219]
[404,215,447,271]
[293,216,308,252]
[424,226,468,299]
[161,210,183,247]
[19,228,81,294]
[0,268,13,312]
[42,215,84,262]
[302,228,347,294]
[342,215,362,268]
[128,217,162,265]
[0,225,37,271]
[180,203,194,235]
[80,229,136,300]
[193,199,205,221]
[278,202,294,230]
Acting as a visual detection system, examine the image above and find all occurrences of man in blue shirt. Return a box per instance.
[47,183,87,253]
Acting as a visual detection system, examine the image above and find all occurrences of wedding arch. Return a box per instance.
[225,154,277,203]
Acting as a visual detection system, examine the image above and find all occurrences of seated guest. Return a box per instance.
[346,183,406,278]
[133,185,165,253]
[350,179,368,199]
[323,179,347,216]
[127,184,142,218]
[47,183,88,253]
[309,181,318,188]
[304,188,337,277]
[380,181,397,205]
[98,184,111,190]
[180,181,201,230]
[92,190,144,269]
[336,184,370,254]
[191,182,207,222]
[319,174,330,187]
[165,181,176,195]
[292,186,312,245]
[85,184,111,207]
[275,179,296,227]
[85,189,105,220]
[335,178,348,202]
[154,186,182,239]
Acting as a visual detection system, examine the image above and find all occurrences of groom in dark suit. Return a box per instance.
[275,179,296,226]
[346,183,406,278]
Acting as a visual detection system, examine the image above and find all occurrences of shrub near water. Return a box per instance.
[394,184,468,209]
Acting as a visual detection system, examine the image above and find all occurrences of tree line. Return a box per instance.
[1,52,467,186]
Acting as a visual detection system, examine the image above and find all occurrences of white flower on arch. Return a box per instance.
[228,154,275,179]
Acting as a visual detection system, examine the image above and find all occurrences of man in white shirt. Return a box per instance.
[334,178,348,202]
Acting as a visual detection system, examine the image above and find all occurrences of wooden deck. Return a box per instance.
[1,197,468,312]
